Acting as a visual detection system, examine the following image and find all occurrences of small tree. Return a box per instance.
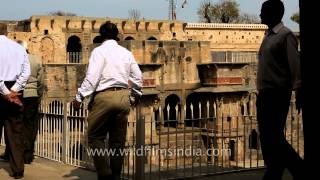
[197,0,258,24]
[49,11,76,16]
[197,0,240,23]
[291,12,299,24]
[128,9,141,21]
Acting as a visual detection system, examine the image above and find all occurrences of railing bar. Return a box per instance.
[158,118,161,180]
[297,112,300,155]
[132,120,135,180]
[236,116,239,169]
[243,115,246,168]
[175,118,178,178]
[250,115,252,168]
[150,109,154,180]
[166,117,169,180]
[71,116,74,166]
[229,116,231,168]
[221,115,224,169]
[199,118,202,176]
[191,118,194,177]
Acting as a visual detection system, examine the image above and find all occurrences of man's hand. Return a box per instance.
[295,88,302,114]
[2,91,23,107]
[129,95,140,107]
[72,99,82,111]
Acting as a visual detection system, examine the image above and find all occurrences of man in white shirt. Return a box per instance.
[73,22,143,180]
[0,27,30,179]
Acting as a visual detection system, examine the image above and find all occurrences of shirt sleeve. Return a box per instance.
[286,32,301,90]
[76,49,105,102]
[37,62,45,97]
[129,53,143,96]
[11,51,31,92]
[0,80,11,95]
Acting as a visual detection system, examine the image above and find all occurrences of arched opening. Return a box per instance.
[47,101,64,134]
[67,35,82,63]
[249,129,258,149]
[240,104,245,116]
[185,93,201,127]
[154,109,160,130]
[163,94,180,128]
[69,101,84,117]
[125,36,135,40]
[147,36,157,40]
[48,101,64,115]
[229,140,236,161]
[93,36,103,44]
[41,37,54,63]
[247,101,250,116]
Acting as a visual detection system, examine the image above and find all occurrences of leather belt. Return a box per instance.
[100,87,127,92]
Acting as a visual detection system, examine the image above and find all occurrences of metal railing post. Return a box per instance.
[62,100,69,163]
[135,104,145,180]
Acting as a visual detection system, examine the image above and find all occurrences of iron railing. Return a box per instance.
[67,52,82,64]
[211,51,258,63]
[0,96,303,180]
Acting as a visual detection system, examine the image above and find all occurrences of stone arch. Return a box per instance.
[41,37,54,63]
[147,36,157,40]
[48,100,64,114]
[67,35,82,63]
[125,36,135,40]
[67,35,82,52]
[185,93,201,127]
[163,94,180,128]
[93,36,102,44]
[229,139,236,161]
[249,129,258,149]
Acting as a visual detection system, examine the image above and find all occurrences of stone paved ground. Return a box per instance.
[1,158,294,180]
[0,156,96,180]
[1,149,293,180]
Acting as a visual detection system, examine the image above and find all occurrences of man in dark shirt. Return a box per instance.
[257,0,303,180]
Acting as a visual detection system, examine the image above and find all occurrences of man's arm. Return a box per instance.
[129,53,143,105]
[10,51,31,92]
[37,63,45,97]
[75,49,105,102]
[286,32,302,112]
[0,80,11,95]
[286,32,301,90]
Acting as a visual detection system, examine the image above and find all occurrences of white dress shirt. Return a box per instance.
[76,40,143,102]
[0,35,31,95]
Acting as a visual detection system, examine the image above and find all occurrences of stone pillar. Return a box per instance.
[178,102,184,129]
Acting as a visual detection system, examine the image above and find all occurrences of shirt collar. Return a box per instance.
[271,22,284,34]
[102,39,118,46]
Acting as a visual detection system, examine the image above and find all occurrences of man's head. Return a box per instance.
[99,22,119,41]
[260,0,285,28]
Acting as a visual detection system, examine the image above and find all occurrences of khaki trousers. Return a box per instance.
[87,89,130,180]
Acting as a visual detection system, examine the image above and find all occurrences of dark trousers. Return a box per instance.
[87,89,130,180]
[257,89,303,180]
[23,97,40,162]
[0,82,25,173]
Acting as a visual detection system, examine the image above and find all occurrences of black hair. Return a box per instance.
[263,0,285,20]
[99,22,119,41]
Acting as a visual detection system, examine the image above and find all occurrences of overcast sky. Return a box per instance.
[0,0,299,31]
